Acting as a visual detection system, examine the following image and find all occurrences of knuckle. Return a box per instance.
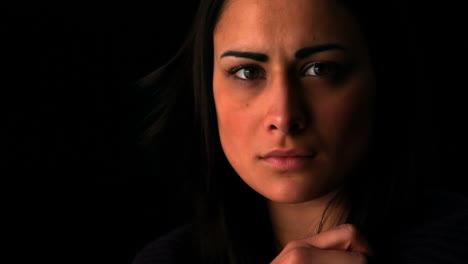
[341,223,358,238]
[283,240,305,250]
[285,247,312,264]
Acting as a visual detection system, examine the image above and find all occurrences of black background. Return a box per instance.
[3,2,467,263]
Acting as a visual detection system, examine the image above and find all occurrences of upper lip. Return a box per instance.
[261,149,316,158]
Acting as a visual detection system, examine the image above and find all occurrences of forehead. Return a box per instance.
[214,0,365,56]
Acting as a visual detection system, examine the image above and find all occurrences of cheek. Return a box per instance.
[213,81,256,168]
[215,92,249,140]
[217,108,247,144]
[317,84,374,159]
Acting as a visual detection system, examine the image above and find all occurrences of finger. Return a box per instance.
[302,224,372,255]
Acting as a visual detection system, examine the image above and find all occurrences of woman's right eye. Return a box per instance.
[230,65,265,80]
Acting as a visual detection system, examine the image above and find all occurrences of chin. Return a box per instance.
[259,177,327,204]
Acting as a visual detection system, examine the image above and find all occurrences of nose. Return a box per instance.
[263,74,308,135]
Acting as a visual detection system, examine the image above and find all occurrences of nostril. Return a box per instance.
[267,116,307,134]
[268,122,305,134]
[290,122,302,134]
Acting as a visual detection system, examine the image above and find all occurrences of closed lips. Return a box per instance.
[261,149,316,159]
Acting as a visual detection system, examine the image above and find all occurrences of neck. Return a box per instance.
[267,189,349,251]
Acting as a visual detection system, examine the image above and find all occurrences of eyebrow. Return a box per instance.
[295,44,346,59]
[220,51,269,62]
[219,43,346,62]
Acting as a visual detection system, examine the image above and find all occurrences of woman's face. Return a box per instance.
[212,0,375,203]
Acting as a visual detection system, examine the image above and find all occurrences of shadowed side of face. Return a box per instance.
[212,0,375,203]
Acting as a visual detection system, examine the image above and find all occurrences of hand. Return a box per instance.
[270,224,372,264]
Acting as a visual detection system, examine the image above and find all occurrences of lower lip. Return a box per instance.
[262,156,314,170]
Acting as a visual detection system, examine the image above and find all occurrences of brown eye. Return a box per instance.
[233,66,264,80]
[304,62,340,77]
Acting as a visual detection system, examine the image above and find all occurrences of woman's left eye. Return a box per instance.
[303,62,341,77]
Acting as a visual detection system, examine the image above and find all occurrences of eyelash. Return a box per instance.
[303,62,343,78]
[227,62,343,81]
[227,64,265,81]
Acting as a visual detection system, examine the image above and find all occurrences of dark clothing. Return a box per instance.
[132,191,468,264]
[132,224,195,264]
